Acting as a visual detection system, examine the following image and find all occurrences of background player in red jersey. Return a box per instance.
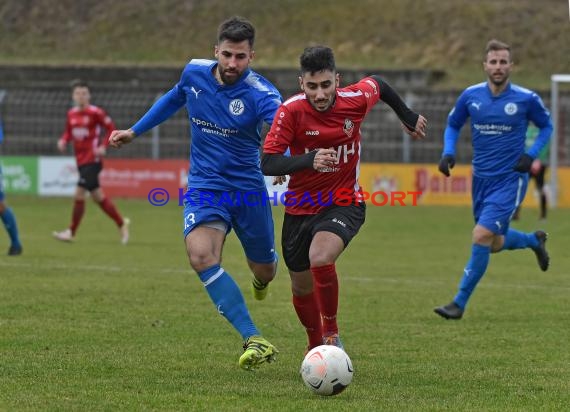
[53,80,129,244]
[262,46,427,353]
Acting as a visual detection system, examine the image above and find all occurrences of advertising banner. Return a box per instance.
[100,159,189,198]
[359,163,570,208]
[0,156,38,195]
[38,156,78,196]
[4,156,567,207]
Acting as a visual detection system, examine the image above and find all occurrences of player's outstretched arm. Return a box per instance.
[370,75,427,139]
[108,129,136,149]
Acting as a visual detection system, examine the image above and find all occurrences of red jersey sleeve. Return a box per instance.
[263,105,295,154]
[358,77,382,114]
[96,108,116,147]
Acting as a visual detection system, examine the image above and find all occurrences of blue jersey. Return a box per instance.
[443,82,552,178]
[132,59,282,191]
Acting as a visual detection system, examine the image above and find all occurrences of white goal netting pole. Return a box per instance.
[549,74,570,208]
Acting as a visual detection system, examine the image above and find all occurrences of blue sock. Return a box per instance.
[501,229,539,250]
[454,244,491,309]
[1,207,21,248]
[198,265,259,340]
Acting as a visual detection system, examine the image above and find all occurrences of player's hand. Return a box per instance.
[438,155,455,177]
[513,153,533,173]
[530,159,542,176]
[95,146,106,157]
[313,148,337,171]
[109,129,136,148]
[273,175,287,185]
[402,115,427,140]
[57,139,66,153]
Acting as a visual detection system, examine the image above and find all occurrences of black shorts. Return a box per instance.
[281,202,366,272]
[78,162,103,191]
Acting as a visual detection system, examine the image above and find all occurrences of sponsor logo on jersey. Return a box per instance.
[72,127,89,140]
[191,117,239,138]
[473,123,512,135]
[305,130,320,136]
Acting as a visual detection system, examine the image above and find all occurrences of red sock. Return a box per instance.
[98,198,123,227]
[311,264,339,336]
[70,199,85,236]
[293,292,323,349]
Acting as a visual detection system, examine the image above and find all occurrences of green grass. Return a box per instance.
[1,196,569,411]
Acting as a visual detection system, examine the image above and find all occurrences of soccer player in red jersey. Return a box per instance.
[53,80,129,244]
[262,46,427,352]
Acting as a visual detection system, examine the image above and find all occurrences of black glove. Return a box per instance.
[438,155,456,177]
[513,153,534,173]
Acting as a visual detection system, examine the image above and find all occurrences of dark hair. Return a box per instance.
[485,39,512,62]
[217,16,255,47]
[300,46,336,75]
[70,79,89,91]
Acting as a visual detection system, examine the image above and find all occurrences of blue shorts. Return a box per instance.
[0,165,5,202]
[182,188,276,264]
[472,172,528,235]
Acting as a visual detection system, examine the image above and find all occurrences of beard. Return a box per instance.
[310,96,335,112]
[489,72,508,87]
[218,67,241,85]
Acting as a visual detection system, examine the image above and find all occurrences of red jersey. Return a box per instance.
[60,105,116,167]
[264,77,381,215]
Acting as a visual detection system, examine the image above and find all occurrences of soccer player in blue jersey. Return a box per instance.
[108,16,280,370]
[434,39,552,320]
[0,128,23,256]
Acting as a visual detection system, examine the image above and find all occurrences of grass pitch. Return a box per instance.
[1,196,569,411]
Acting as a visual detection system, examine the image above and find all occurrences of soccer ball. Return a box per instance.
[300,345,353,396]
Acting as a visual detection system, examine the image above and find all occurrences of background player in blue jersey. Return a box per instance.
[0,126,23,256]
[434,39,552,320]
[108,16,280,370]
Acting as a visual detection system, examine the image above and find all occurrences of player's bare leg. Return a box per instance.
[92,187,129,244]
[53,186,87,242]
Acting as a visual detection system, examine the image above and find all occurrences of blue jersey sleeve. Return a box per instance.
[443,90,469,156]
[131,84,186,136]
[258,91,282,126]
[448,90,470,130]
[526,93,553,158]
[442,125,460,156]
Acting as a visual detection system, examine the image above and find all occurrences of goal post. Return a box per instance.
[549,74,570,208]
